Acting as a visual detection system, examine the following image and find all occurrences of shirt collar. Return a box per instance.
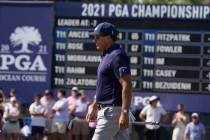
[103,43,120,56]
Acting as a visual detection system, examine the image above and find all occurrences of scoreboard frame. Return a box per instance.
[53,2,210,96]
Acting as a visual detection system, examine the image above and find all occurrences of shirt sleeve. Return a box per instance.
[4,105,9,114]
[3,105,9,118]
[29,104,33,113]
[111,53,130,79]
[52,102,57,110]
[60,100,68,110]
[141,106,148,116]
[41,105,45,113]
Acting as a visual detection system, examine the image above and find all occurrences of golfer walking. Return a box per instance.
[86,22,132,140]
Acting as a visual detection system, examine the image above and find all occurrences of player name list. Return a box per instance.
[52,18,210,94]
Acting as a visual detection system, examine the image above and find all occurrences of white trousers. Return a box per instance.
[92,107,130,140]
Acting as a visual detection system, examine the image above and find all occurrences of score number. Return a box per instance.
[82,3,105,17]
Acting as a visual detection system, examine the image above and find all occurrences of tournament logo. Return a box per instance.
[0,26,48,82]
[10,26,42,54]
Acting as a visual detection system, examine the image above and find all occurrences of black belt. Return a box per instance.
[97,104,120,110]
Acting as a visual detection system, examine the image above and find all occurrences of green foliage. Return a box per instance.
[143,0,209,4]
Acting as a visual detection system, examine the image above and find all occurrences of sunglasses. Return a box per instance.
[94,35,108,40]
[94,35,104,40]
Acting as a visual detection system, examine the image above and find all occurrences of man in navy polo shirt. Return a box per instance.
[86,22,132,140]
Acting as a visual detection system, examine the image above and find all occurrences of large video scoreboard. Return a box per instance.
[53,3,210,95]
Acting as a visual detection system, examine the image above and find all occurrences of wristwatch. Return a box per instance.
[121,109,129,114]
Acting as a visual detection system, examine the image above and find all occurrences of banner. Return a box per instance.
[55,2,210,20]
[0,2,53,102]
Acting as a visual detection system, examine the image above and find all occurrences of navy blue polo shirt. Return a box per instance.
[96,44,131,105]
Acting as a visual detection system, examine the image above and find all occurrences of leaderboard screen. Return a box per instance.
[53,3,210,94]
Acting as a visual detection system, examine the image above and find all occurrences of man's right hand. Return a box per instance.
[86,103,97,122]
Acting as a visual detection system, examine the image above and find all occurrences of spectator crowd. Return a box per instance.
[139,95,206,140]
[0,87,95,140]
[0,88,206,140]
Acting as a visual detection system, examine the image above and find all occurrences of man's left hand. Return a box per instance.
[119,113,129,130]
